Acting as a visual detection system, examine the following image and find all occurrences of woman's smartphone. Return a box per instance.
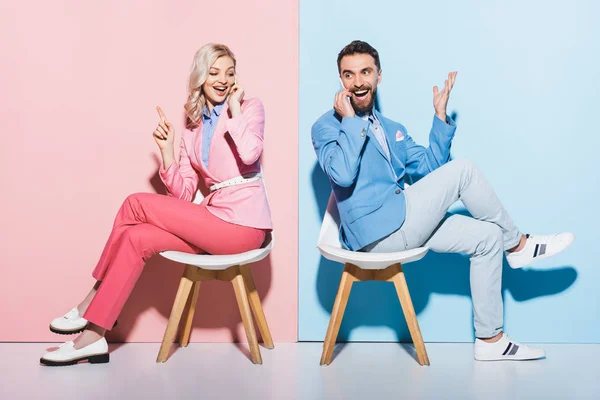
[228,78,237,97]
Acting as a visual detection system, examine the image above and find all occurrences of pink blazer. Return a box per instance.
[159,97,272,230]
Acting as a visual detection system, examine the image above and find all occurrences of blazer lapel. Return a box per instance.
[375,110,404,179]
[364,116,388,162]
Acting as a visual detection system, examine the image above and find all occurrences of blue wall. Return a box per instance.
[299,0,600,342]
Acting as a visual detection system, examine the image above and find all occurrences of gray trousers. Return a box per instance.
[363,159,522,338]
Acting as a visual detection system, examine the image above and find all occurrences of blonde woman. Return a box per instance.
[41,43,272,366]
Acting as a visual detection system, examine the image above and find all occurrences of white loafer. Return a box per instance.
[40,337,109,366]
[49,307,88,335]
[50,307,118,334]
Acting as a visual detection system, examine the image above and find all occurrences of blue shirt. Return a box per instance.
[201,102,225,167]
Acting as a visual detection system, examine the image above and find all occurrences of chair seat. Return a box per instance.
[317,244,429,270]
[159,230,273,270]
[160,244,272,271]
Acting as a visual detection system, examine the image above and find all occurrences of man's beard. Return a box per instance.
[350,86,377,115]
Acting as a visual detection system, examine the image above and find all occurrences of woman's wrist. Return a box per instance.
[229,102,242,117]
[160,148,175,170]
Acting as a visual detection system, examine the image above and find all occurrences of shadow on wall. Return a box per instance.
[309,104,577,341]
[106,153,273,344]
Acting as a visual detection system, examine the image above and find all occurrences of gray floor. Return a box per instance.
[2,343,598,399]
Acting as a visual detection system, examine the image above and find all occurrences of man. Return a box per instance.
[311,40,574,361]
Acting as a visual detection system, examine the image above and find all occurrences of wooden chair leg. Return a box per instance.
[231,269,263,364]
[240,265,274,349]
[156,274,194,363]
[179,280,201,347]
[388,263,430,366]
[320,263,355,366]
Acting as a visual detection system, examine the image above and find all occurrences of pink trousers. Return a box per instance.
[83,193,267,330]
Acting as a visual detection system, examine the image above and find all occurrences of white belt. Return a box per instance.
[209,173,262,192]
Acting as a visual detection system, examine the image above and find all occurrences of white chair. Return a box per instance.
[156,187,274,365]
[317,192,430,366]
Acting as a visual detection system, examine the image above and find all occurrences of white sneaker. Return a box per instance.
[40,337,109,366]
[506,232,575,269]
[474,334,545,361]
[49,307,88,335]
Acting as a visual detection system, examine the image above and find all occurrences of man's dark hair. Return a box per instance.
[337,40,381,72]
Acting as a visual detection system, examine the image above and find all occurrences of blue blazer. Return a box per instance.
[312,110,456,251]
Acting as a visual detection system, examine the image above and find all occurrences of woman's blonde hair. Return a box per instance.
[184,43,236,129]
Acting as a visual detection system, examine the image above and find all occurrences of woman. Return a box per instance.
[40,43,272,366]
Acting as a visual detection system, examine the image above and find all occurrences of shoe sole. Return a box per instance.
[474,354,546,361]
[49,320,118,335]
[509,235,575,269]
[49,325,86,335]
[40,353,110,366]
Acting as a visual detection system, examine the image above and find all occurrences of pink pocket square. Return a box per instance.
[395,130,405,142]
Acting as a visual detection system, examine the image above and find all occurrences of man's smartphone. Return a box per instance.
[339,76,350,103]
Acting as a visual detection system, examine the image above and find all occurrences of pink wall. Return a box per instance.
[0,1,298,342]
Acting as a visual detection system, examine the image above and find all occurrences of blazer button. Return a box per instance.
[395,189,401,194]
[361,128,366,138]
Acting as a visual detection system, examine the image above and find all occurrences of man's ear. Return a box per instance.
[377,69,382,85]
